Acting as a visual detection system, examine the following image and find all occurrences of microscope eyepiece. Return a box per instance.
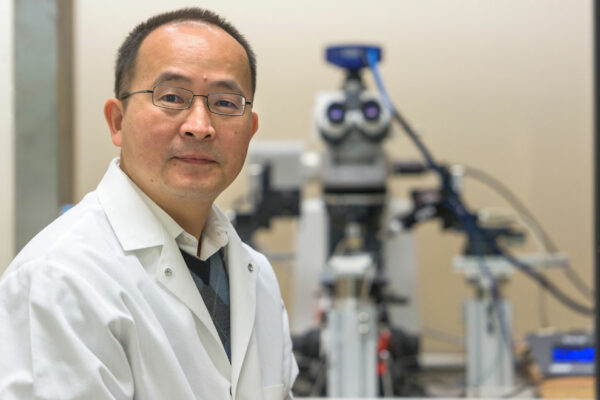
[327,103,346,124]
[362,100,381,121]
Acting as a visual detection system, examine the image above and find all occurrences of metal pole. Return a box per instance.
[13,0,73,251]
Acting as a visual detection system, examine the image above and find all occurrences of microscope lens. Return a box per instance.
[362,100,380,121]
[327,103,345,123]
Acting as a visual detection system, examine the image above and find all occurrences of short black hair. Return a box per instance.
[114,8,256,99]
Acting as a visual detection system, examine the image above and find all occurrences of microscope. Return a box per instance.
[314,46,398,397]
[232,45,423,397]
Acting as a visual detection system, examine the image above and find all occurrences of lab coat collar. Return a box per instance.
[97,158,231,255]
[97,158,164,251]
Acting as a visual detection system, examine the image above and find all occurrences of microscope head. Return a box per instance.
[316,45,391,162]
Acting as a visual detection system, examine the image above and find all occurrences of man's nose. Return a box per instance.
[180,96,216,139]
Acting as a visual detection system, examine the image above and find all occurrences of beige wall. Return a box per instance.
[74,0,594,351]
[1,0,14,270]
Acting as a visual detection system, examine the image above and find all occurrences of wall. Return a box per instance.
[0,0,14,271]
[74,0,594,352]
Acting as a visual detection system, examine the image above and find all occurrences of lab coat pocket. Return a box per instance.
[262,383,285,400]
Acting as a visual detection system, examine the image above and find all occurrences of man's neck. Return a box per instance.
[158,197,213,240]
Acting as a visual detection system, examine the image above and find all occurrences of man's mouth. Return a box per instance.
[175,154,217,164]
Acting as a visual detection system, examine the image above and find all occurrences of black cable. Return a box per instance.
[448,191,593,317]
[367,52,595,318]
[463,165,592,322]
[442,195,516,363]
[367,51,439,171]
[463,167,553,245]
[492,244,594,316]
[370,50,517,391]
[462,165,594,300]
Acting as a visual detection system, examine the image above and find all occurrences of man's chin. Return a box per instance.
[166,182,222,202]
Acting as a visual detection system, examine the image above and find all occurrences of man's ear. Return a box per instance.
[250,111,259,139]
[104,98,125,147]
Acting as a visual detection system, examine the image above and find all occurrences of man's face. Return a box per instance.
[108,22,258,208]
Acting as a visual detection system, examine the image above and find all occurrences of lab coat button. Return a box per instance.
[163,266,173,277]
[247,263,253,272]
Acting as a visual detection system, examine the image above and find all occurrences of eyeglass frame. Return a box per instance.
[119,84,253,116]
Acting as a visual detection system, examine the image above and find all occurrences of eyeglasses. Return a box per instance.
[120,85,253,116]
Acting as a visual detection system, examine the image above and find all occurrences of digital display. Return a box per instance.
[552,346,595,363]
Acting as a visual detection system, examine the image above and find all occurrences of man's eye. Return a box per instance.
[210,96,243,112]
[215,100,237,108]
[160,94,184,104]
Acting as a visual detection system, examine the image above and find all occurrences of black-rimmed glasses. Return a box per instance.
[120,85,252,116]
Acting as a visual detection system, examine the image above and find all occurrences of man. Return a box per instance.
[0,8,297,400]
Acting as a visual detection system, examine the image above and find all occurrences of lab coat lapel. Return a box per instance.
[156,235,232,376]
[227,231,258,394]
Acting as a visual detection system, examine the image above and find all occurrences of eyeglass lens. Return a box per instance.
[153,85,245,115]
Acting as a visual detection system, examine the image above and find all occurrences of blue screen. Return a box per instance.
[552,346,595,363]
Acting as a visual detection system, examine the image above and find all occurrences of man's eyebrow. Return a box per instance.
[152,72,193,87]
[210,80,244,94]
[151,74,247,96]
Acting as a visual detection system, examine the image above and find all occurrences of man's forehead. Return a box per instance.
[145,20,229,48]
[138,20,245,66]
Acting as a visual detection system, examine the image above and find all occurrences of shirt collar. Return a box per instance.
[97,158,229,257]
[141,193,229,261]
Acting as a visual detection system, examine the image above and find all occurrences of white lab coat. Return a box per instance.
[0,159,298,400]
